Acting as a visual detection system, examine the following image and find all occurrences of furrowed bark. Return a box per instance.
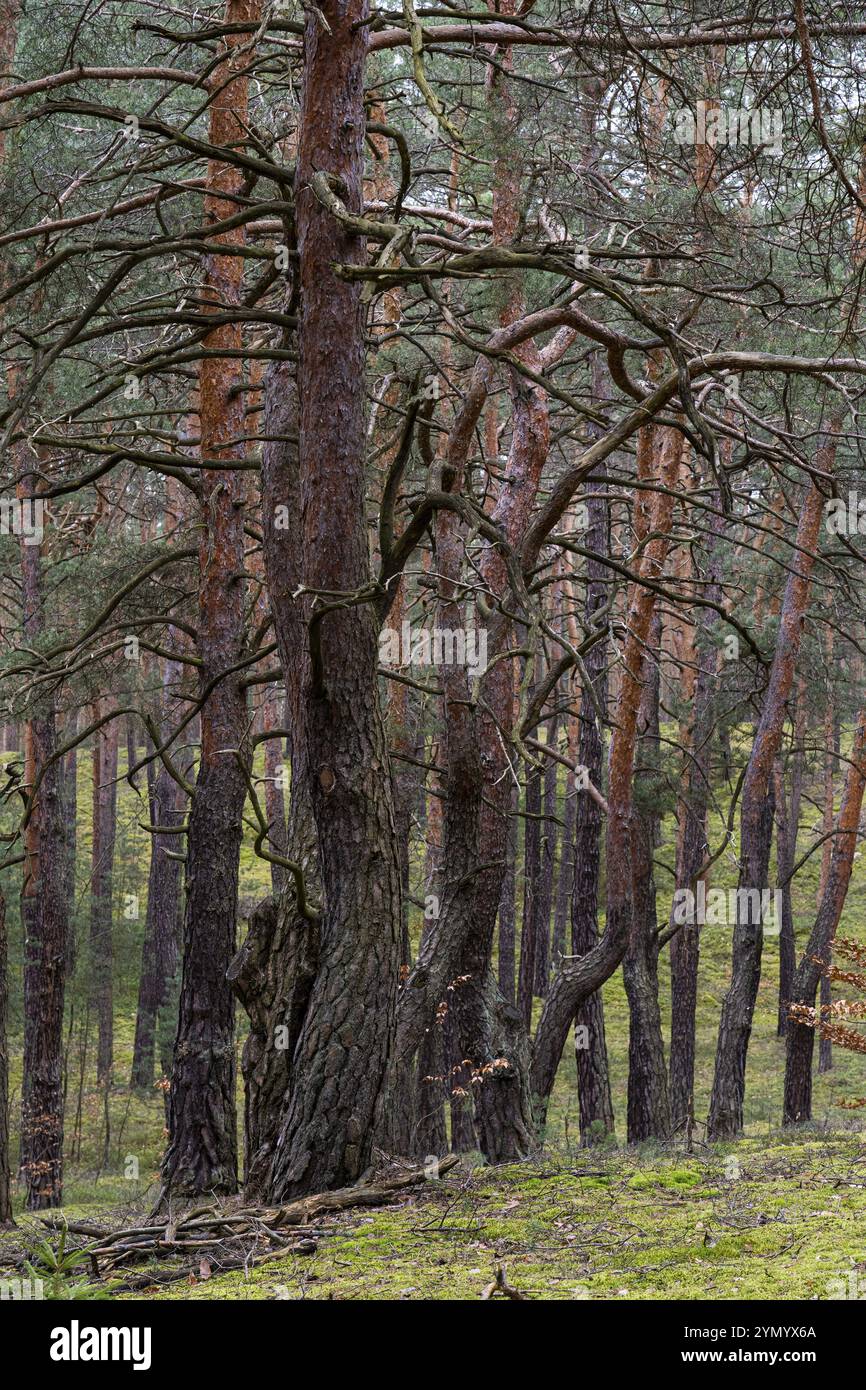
[268,0,403,1198]
[162,0,259,1197]
[571,464,615,1144]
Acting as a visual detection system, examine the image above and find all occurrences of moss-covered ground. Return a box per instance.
[1,739,864,1299]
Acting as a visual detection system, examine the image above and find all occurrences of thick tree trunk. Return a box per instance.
[784,709,866,1124]
[267,0,402,1199]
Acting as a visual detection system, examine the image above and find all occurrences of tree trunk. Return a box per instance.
[624,615,670,1141]
[131,715,186,1092]
[0,888,12,1225]
[532,426,684,1121]
[18,452,69,1210]
[161,0,259,1197]
[262,685,288,900]
[497,783,518,1006]
[784,708,866,1124]
[533,714,559,997]
[267,0,403,1199]
[552,761,576,968]
[517,755,542,1027]
[571,469,614,1144]
[774,759,796,1037]
[668,501,721,1132]
[89,708,118,1083]
[708,459,828,1139]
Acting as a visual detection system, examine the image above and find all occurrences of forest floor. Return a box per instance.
[2,1134,865,1300]
[2,746,866,1299]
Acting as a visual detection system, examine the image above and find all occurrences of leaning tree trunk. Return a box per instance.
[161,0,258,1197]
[267,0,403,1199]
[708,458,828,1139]
[784,708,866,1124]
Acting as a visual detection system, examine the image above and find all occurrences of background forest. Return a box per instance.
[1,0,866,1304]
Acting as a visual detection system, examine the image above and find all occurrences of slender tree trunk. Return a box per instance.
[89,708,118,1083]
[552,761,576,968]
[18,450,69,1210]
[532,426,685,1119]
[517,755,542,1028]
[817,683,835,1072]
[571,466,614,1144]
[667,501,721,1131]
[624,614,670,1141]
[60,729,78,977]
[161,0,259,1197]
[774,759,796,1037]
[262,685,288,900]
[784,709,866,1123]
[708,458,829,1138]
[131,715,186,1091]
[497,783,518,1006]
[533,714,559,996]
[0,887,12,1225]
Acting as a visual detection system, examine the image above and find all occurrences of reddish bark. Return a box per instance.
[267,0,403,1198]
[162,0,259,1197]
